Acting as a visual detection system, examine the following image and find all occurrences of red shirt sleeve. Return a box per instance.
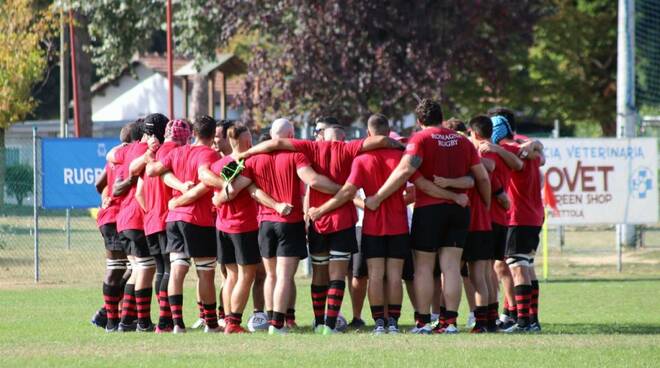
[345,139,364,158]
[199,150,220,168]
[293,152,310,169]
[468,141,480,166]
[404,135,424,161]
[210,159,223,175]
[114,145,129,164]
[290,139,316,159]
[160,148,176,170]
[346,158,364,188]
[241,157,256,180]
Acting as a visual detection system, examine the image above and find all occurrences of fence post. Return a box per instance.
[66,209,71,249]
[33,126,40,282]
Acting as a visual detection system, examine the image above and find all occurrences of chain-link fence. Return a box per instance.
[1,135,659,286]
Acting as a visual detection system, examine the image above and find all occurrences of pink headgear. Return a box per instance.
[166,119,192,145]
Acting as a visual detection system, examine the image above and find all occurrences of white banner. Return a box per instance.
[540,138,658,225]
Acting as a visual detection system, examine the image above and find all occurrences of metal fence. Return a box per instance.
[1,135,659,286]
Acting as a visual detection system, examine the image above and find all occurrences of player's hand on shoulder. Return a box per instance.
[479,141,499,154]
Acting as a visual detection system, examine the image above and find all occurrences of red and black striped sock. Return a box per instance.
[417,313,431,328]
[135,288,153,328]
[197,301,204,319]
[505,298,517,321]
[474,306,488,329]
[119,283,136,324]
[311,284,328,326]
[530,280,539,324]
[487,302,499,330]
[169,294,185,328]
[387,304,402,322]
[325,280,345,329]
[286,308,296,324]
[227,313,243,326]
[103,283,122,328]
[439,306,447,326]
[370,305,385,323]
[267,310,273,322]
[157,288,172,329]
[270,311,285,329]
[514,284,532,327]
[204,303,219,329]
[444,310,458,326]
[218,304,226,321]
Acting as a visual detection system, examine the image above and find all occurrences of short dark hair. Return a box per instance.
[415,99,443,126]
[144,113,169,143]
[444,117,467,133]
[129,119,145,142]
[120,123,132,143]
[218,119,236,139]
[315,116,339,126]
[487,107,516,132]
[192,115,217,139]
[468,115,493,138]
[227,123,249,141]
[367,113,390,135]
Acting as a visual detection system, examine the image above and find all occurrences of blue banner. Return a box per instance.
[41,138,120,209]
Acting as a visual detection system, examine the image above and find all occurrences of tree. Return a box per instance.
[6,165,34,206]
[0,0,54,206]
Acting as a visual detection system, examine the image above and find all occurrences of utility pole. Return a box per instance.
[60,10,69,139]
[616,0,636,270]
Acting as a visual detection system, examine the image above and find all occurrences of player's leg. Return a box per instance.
[412,250,435,332]
[438,247,463,332]
[102,249,128,331]
[529,259,541,331]
[156,232,173,332]
[385,257,404,334]
[467,260,490,333]
[253,263,266,312]
[286,279,298,328]
[168,252,190,332]
[486,260,500,332]
[308,224,330,328]
[262,257,277,323]
[132,231,156,331]
[494,260,517,325]
[270,256,299,332]
[194,256,220,333]
[347,233,368,329]
[366,257,386,334]
[223,263,238,326]
[462,264,476,328]
[325,255,350,331]
[503,226,540,333]
[226,263,256,333]
[118,234,139,331]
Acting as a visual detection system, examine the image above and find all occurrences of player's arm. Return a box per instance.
[413,176,468,207]
[366,153,420,210]
[235,138,296,160]
[360,136,405,152]
[169,182,210,209]
[481,157,496,173]
[297,166,341,195]
[135,177,146,212]
[100,186,111,209]
[129,149,156,177]
[519,140,545,165]
[403,185,416,205]
[161,172,193,193]
[199,166,226,189]
[112,176,135,197]
[309,182,359,221]
[247,184,292,216]
[105,143,127,164]
[471,163,491,208]
[218,175,253,203]
[95,168,107,194]
[353,196,365,209]
[480,141,523,171]
[433,175,475,189]
[145,161,168,177]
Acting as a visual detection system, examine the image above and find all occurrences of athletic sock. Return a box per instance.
[103,283,122,328]
[267,310,274,322]
[387,304,402,322]
[370,305,385,323]
[218,304,226,321]
[227,313,243,326]
[157,274,172,329]
[474,306,488,329]
[311,284,328,326]
[444,311,458,327]
[120,283,136,324]
[270,311,285,329]
[505,298,517,321]
[530,280,539,324]
[197,301,204,320]
[204,303,219,329]
[169,294,185,328]
[487,302,499,330]
[414,311,420,325]
[135,288,153,327]
[417,313,431,328]
[325,280,346,329]
[286,308,296,325]
[514,284,532,327]
[439,306,447,326]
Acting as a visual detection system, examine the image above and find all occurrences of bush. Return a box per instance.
[5,164,33,206]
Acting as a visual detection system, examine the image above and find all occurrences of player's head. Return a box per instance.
[227,123,252,152]
[324,124,346,142]
[313,116,338,141]
[192,115,217,143]
[119,123,133,143]
[214,119,234,155]
[129,118,145,142]
[415,99,443,127]
[367,113,390,137]
[166,119,192,145]
[487,106,517,132]
[258,132,271,143]
[143,113,169,144]
[270,118,294,139]
[468,115,493,141]
[443,117,467,134]
[490,115,514,144]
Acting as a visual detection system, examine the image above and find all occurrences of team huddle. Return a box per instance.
[90,99,545,335]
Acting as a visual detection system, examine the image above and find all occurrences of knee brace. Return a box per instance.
[169,252,191,267]
[311,254,330,266]
[135,256,157,269]
[106,258,128,270]
[506,254,532,268]
[194,258,217,272]
[329,250,351,262]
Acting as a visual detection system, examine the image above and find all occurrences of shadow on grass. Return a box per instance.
[546,278,660,283]
[326,324,660,336]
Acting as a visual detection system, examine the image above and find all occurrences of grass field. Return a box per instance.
[1,278,659,367]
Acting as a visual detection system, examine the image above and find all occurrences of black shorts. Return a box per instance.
[463,231,494,262]
[217,230,260,265]
[145,231,166,256]
[166,221,216,258]
[491,223,508,261]
[99,223,123,252]
[362,234,409,259]
[258,221,307,259]
[308,225,358,255]
[505,226,542,257]
[120,229,149,257]
[402,249,414,281]
[410,204,470,251]
[350,227,368,278]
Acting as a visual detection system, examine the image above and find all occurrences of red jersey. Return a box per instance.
[347,149,408,236]
[291,139,363,233]
[115,142,148,232]
[241,152,310,223]
[508,156,544,227]
[210,156,259,233]
[468,151,497,232]
[143,141,178,235]
[406,127,480,208]
[489,143,520,225]
[161,144,219,227]
[97,162,120,227]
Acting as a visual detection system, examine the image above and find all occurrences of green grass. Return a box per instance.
[1,278,659,367]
